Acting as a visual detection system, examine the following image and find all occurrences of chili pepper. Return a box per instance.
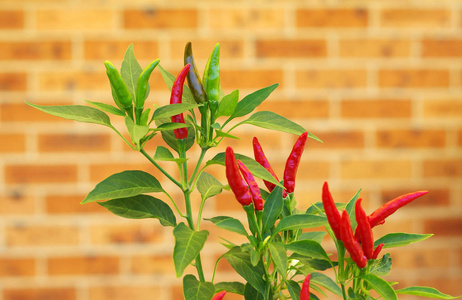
[322,182,342,240]
[372,243,384,260]
[355,198,374,259]
[212,291,226,300]
[368,191,428,228]
[170,64,191,140]
[340,210,367,269]
[237,159,263,211]
[104,61,133,113]
[203,43,220,123]
[135,59,160,123]
[184,42,206,104]
[283,132,308,194]
[225,147,252,207]
[300,273,311,300]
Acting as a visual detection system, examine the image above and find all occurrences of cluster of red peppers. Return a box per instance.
[322,182,428,268]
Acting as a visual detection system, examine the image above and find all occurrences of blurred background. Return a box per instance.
[1,0,461,299]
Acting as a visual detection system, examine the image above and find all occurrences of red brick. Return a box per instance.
[0,11,24,29]
[1,102,72,122]
[5,165,78,184]
[296,8,368,28]
[131,254,173,275]
[47,256,119,275]
[39,71,107,91]
[0,73,27,91]
[4,288,76,300]
[296,69,368,89]
[0,134,26,152]
[422,38,462,57]
[380,9,451,28]
[209,9,284,30]
[341,99,412,119]
[88,286,160,300]
[376,129,446,148]
[458,130,462,146]
[390,247,450,269]
[258,99,329,119]
[381,189,450,207]
[0,192,35,215]
[124,9,197,29]
[423,159,462,177]
[215,192,245,212]
[256,39,327,58]
[424,218,462,236]
[46,194,108,214]
[36,9,114,30]
[84,40,158,60]
[90,223,164,245]
[6,225,80,246]
[310,131,364,149]
[170,40,244,59]
[379,69,450,88]
[0,258,35,277]
[423,99,462,118]
[0,41,71,60]
[38,133,111,152]
[296,160,330,179]
[339,39,410,57]
[221,69,283,89]
[341,159,412,179]
[89,163,165,183]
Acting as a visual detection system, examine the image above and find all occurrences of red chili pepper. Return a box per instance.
[300,273,311,300]
[237,159,263,211]
[368,191,428,228]
[322,182,342,240]
[372,243,384,259]
[225,147,252,207]
[170,64,191,140]
[355,198,374,259]
[340,210,367,269]
[252,137,287,198]
[212,291,226,300]
[283,132,308,194]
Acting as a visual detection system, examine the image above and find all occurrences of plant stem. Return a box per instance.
[140,149,182,188]
[188,148,208,187]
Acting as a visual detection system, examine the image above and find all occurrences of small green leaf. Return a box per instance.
[274,214,327,234]
[310,273,342,296]
[85,100,126,116]
[206,216,247,236]
[153,146,187,163]
[298,232,327,244]
[285,280,301,300]
[154,122,191,132]
[238,111,307,136]
[197,172,224,200]
[26,103,112,127]
[214,282,245,295]
[369,253,392,276]
[82,170,164,203]
[396,286,459,299]
[158,64,195,104]
[230,83,278,119]
[173,223,209,277]
[285,240,330,261]
[345,188,362,230]
[215,130,240,140]
[268,241,287,275]
[151,103,200,121]
[156,118,195,153]
[125,116,149,146]
[374,233,433,249]
[183,274,215,300]
[261,185,284,234]
[361,274,398,300]
[97,194,176,227]
[216,89,238,118]
[121,44,143,101]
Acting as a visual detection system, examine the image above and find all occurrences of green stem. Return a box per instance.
[188,148,208,187]
[110,125,136,150]
[140,149,182,188]
[164,192,186,218]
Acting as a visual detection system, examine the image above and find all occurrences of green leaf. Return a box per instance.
[361,274,398,300]
[216,89,239,118]
[214,282,245,295]
[396,286,459,299]
[26,103,112,127]
[158,64,195,104]
[230,83,278,119]
[151,103,200,121]
[173,223,209,277]
[85,100,126,116]
[274,214,327,234]
[261,185,284,234]
[154,122,191,132]
[153,146,187,163]
[206,216,247,236]
[215,130,240,140]
[97,194,176,227]
[238,111,306,136]
[156,118,195,153]
[375,233,433,249]
[345,188,362,230]
[183,274,215,300]
[299,232,327,244]
[125,116,149,146]
[244,283,264,300]
[121,44,143,101]
[369,253,392,276]
[285,280,301,300]
[197,172,224,200]
[207,152,282,188]
[310,273,342,296]
[224,247,266,295]
[268,241,287,275]
[82,170,164,203]
[285,240,330,261]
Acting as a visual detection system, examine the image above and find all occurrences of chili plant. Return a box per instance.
[27,43,459,300]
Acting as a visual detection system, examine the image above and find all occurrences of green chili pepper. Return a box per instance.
[135,59,160,123]
[203,43,220,120]
[104,61,133,116]
[184,42,206,104]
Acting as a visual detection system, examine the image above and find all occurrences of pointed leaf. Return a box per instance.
[85,100,125,116]
[230,83,278,119]
[153,146,187,163]
[183,274,215,300]
[285,240,330,261]
[375,233,433,249]
[173,223,209,277]
[285,280,301,300]
[268,241,287,275]
[274,214,327,234]
[82,170,164,203]
[361,274,398,300]
[238,111,306,136]
[197,172,224,200]
[125,116,149,146]
[396,286,459,299]
[310,273,342,296]
[97,194,176,226]
[261,185,284,234]
[154,122,191,132]
[369,253,392,276]
[214,282,245,295]
[206,216,247,236]
[151,103,200,121]
[216,89,239,118]
[26,103,112,127]
[299,232,327,244]
[121,44,143,101]
[156,118,195,152]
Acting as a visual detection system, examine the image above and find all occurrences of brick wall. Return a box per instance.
[1,0,461,299]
